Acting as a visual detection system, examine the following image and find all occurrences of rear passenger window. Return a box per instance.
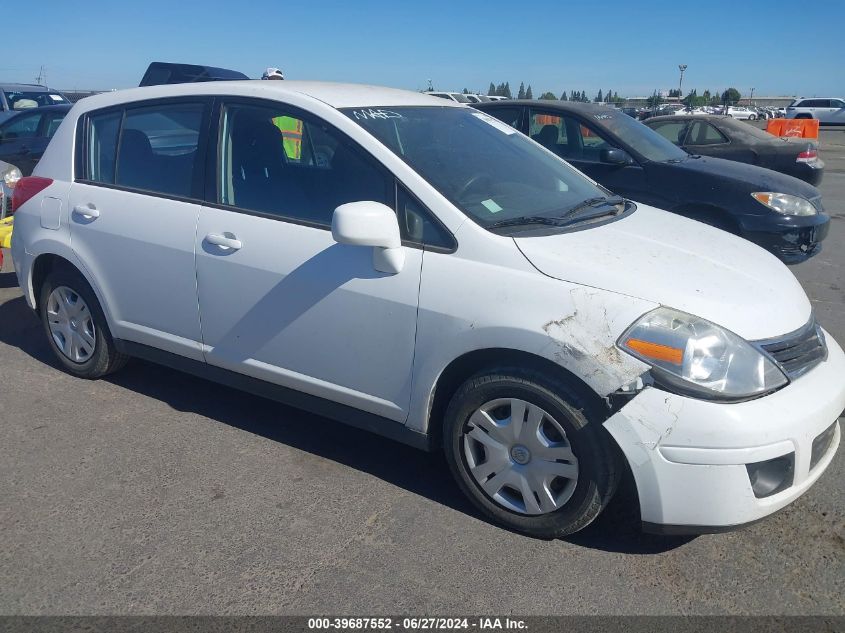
[117,104,204,197]
[649,121,688,145]
[686,121,728,145]
[85,103,204,198]
[219,103,392,226]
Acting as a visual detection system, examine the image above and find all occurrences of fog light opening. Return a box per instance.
[746,454,794,499]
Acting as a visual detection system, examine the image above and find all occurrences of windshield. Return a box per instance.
[597,111,688,162]
[344,106,612,230]
[4,91,69,110]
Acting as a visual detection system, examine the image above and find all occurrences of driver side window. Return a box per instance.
[528,110,614,162]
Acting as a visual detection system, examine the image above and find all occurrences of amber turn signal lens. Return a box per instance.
[625,338,684,365]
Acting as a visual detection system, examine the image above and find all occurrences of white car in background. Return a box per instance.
[786,98,845,126]
[10,81,844,538]
[425,91,472,104]
[726,106,758,120]
[463,94,492,104]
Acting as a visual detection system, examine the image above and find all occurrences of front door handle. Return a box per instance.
[72,204,100,219]
[205,233,242,250]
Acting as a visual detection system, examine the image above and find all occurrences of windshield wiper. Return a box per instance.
[487,216,568,230]
[488,196,626,231]
[558,195,625,220]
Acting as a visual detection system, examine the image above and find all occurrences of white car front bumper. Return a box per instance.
[605,329,844,533]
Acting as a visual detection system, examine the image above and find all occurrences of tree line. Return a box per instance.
[472,82,745,107]
[647,87,743,107]
[481,81,625,103]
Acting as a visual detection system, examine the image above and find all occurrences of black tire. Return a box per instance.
[443,368,620,538]
[38,266,128,379]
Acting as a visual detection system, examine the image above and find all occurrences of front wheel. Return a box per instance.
[39,267,128,378]
[443,369,620,538]
[748,114,757,120]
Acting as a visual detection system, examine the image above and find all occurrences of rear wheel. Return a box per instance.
[39,267,128,378]
[443,368,620,538]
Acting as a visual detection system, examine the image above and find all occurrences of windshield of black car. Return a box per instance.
[5,91,69,109]
[343,106,614,230]
[596,111,688,162]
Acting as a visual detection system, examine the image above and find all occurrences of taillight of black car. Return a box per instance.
[10,176,53,214]
[796,147,819,164]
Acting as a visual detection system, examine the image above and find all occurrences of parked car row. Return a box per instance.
[474,99,828,263]
[637,104,785,121]
[9,79,843,540]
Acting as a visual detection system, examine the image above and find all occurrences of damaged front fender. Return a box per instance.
[541,286,651,398]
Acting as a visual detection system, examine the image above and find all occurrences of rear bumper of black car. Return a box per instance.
[789,160,825,186]
[741,213,830,264]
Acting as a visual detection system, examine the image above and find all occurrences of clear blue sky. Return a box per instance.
[3,0,843,97]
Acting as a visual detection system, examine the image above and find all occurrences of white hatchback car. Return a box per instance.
[10,81,844,538]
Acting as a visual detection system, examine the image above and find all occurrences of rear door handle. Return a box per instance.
[72,204,100,219]
[205,233,242,250]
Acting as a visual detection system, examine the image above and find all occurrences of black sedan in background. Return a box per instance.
[0,104,71,176]
[473,101,829,263]
[644,115,824,185]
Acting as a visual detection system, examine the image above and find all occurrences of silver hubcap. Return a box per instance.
[46,286,96,363]
[462,398,578,515]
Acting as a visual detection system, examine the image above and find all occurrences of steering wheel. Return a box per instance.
[455,173,492,200]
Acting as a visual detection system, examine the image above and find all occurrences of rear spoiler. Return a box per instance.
[139,62,249,87]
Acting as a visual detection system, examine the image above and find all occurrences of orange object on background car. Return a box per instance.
[766,118,820,139]
[0,216,13,249]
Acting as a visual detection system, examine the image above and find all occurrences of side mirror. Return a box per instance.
[600,148,633,166]
[332,201,405,274]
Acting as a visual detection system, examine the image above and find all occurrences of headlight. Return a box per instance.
[751,192,816,216]
[2,165,22,189]
[619,307,787,400]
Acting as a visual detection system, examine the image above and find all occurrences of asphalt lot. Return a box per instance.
[1,129,844,616]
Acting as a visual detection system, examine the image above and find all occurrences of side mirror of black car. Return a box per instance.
[600,148,634,166]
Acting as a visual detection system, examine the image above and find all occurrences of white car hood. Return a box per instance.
[514,205,811,341]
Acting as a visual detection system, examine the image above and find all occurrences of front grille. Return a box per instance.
[758,319,827,379]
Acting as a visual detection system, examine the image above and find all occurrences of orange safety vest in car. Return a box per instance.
[273,116,303,160]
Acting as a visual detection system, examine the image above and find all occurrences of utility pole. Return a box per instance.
[749,87,755,106]
[427,78,433,92]
[35,65,46,86]
[678,64,687,104]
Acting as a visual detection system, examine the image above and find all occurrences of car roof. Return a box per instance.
[0,84,59,92]
[646,114,732,123]
[72,81,463,111]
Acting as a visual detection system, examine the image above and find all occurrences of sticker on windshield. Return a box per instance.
[481,199,503,214]
[350,109,403,121]
[471,112,517,135]
[49,95,64,102]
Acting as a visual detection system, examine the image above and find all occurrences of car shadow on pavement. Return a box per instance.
[0,293,693,555]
